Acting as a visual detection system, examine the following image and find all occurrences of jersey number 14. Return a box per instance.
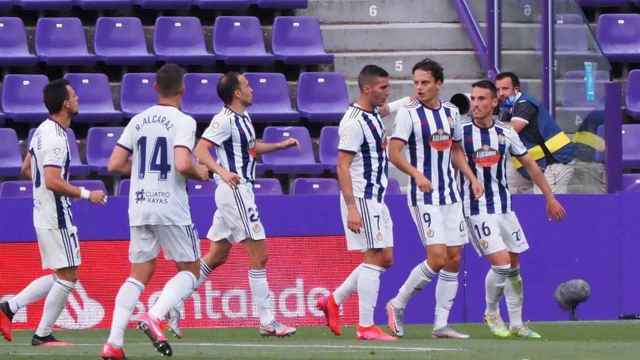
[137,136,171,180]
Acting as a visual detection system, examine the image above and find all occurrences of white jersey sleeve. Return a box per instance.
[338,119,363,153]
[387,97,414,114]
[202,113,231,146]
[504,126,528,156]
[175,116,196,151]
[391,107,413,143]
[448,106,463,142]
[117,121,135,152]
[42,135,68,168]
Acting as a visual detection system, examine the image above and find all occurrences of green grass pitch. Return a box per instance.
[2,321,639,360]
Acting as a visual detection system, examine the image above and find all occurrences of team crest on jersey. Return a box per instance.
[429,129,452,151]
[474,145,501,167]
[426,228,435,238]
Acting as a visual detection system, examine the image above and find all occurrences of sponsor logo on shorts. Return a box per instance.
[426,228,435,238]
[376,232,383,242]
[252,223,262,233]
[479,239,489,250]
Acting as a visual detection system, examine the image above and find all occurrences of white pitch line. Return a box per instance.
[1,342,463,353]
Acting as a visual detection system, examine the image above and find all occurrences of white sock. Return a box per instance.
[248,269,274,326]
[8,275,55,314]
[357,264,384,327]
[391,261,437,309]
[149,271,197,321]
[504,267,524,328]
[485,265,511,314]
[35,278,75,337]
[333,264,361,305]
[173,260,213,314]
[434,270,459,330]
[107,278,144,348]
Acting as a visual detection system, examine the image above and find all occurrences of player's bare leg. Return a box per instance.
[1,274,55,342]
[431,245,468,339]
[244,238,296,337]
[484,250,511,338]
[505,252,540,338]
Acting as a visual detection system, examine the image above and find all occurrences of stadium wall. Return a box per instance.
[0,194,637,330]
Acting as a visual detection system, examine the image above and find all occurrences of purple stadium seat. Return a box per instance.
[120,73,157,117]
[86,127,123,175]
[0,1,12,10]
[1,74,48,123]
[64,73,122,123]
[596,14,640,63]
[261,126,322,174]
[187,179,215,197]
[253,178,283,196]
[18,0,73,9]
[386,177,401,195]
[0,17,38,66]
[117,178,130,196]
[154,17,215,65]
[318,125,337,171]
[256,0,306,8]
[95,17,155,66]
[272,16,333,65]
[292,178,339,195]
[135,0,191,9]
[213,16,274,65]
[28,127,91,176]
[36,18,95,66]
[194,0,249,9]
[0,128,21,176]
[296,72,349,123]
[0,111,5,126]
[0,180,33,198]
[622,124,640,169]
[75,1,132,9]
[244,73,298,123]
[71,180,107,194]
[626,70,640,120]
[622,174,640,192]
[182,73,223,122]
[561,71,606,108]
[556,17,588,52]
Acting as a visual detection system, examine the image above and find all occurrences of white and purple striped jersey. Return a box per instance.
[29,119,73,229]
[392,100,461,206]
[117,105,197,226]
[458,119,528,216]
[202,107,257,184]
[338,104,388,202]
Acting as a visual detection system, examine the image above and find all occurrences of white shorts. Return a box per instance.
[340,196,393,251]
[466,212,529,257]
[36,226,81,270]
[409,202,468,247]
[129,224,200,263]
[207,182,266,244]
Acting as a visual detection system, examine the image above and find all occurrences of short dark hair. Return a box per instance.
[412,58,444,83]
[472,80,498,97]
[217,72,241,106]
[495,72,520,88]
[156,63,185,97]
[357,65,389,90]
[43,79,70,115]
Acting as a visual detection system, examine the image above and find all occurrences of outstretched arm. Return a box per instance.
[254,138,299,155]
[518,153,566,221]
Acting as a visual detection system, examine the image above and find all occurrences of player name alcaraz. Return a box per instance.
[135,114,174,132]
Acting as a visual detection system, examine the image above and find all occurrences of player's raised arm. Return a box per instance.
[194,138,240,186]
[254,138,299,155]
[517,153,566,221]
[43,166,106,204]
[21,152,32,180]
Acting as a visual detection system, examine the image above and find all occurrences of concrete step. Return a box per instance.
[333,50,610,81]
[296,0,570,24]
[322,23,560,52]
